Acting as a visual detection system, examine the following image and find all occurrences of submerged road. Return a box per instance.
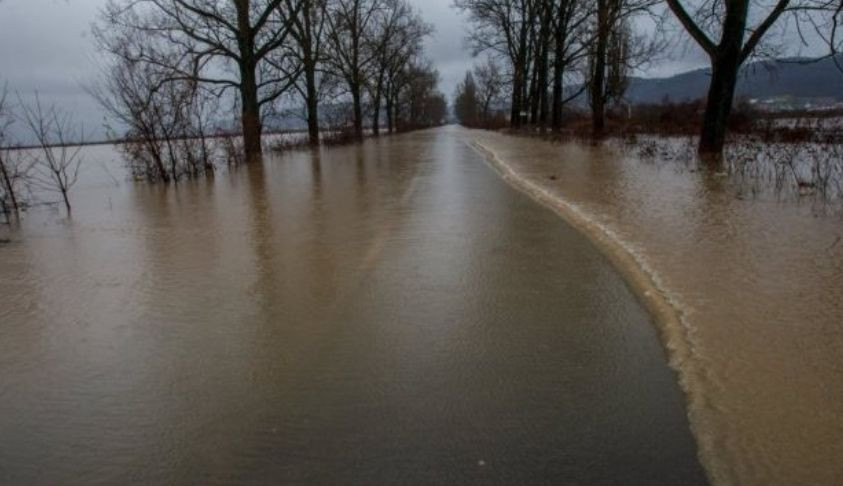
[0,126,706,484]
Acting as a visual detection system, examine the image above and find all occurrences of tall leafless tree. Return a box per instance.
[455,0,536,128]
[98,0,304,161]
[382,13,428,133]
[288,0,329,145]
[0,84,27,218]
[18,95,82,214]
[551,0,592,130]
[325,0,384,139]
[665,0,840,160]
[588,0,658,140]
[366,0,431,136]
[474,56,506,121]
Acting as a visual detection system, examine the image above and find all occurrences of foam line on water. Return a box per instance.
[469,138,726,485]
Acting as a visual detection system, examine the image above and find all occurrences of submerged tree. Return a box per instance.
[18,96,82,214]
[366,0,432,136]
[98,0,304,161]
[324,0,384,140]
[455,0,535,128]
[665,0,841,160]
[589,0,659,140]
[90,30,219,184]
[381,7,430,133]
[0,85,27,218]
[551,0,592,130]
[455,0,654,134]
[288,0,329,145]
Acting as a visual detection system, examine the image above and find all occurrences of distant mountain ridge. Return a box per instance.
[624,55,843,104]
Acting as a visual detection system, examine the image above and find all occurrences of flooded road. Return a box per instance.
[473,130,843,486]
[0,127,705,484]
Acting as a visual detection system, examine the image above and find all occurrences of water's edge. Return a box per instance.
[469,139,721,485]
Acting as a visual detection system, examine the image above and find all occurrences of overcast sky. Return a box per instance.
[0,0,716,139]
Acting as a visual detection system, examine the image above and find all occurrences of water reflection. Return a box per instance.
[0,128,705,484]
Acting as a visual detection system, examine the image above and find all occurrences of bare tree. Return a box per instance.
[0,84,27,217]
[366,0,432,136]
[665,0,839,159]
[828,1,843,65]
[18,95,82,214]
[529,0,554,128]
[588,0,659,140]
[551,0,592,130]
[474,57,506,122]
[89,48,219,183]
[325,0,384,139]
[455,0,535,128]
[97,0,304,161]
[382,10,428,133]
[288,0,329,145]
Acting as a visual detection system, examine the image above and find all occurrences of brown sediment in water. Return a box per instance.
[0,131,707,484]
[469,128,843,486]
[469,139,720,484]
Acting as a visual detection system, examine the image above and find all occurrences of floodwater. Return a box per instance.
[472,129,843,486]
[0,127,705,484]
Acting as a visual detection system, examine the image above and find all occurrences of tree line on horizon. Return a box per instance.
[453,0,843,161]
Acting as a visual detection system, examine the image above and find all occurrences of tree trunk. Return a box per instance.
[698,56,741,158]
[0,154,19,214]
[351,81,364,140]
[393,89,402,131]
[372,91,381,136]
[386,89,394,133]
[511,19,530,129]
[305,59,320,146]
[510,74,522,129]
[236,1,263,161]
[552,19,567,129]
[529,51,540,125]
[302,3,320,146]
[551,56,565,130]
[146,135,170,183]
[60,186,71,214]
[591,0,609,141]
[697,1,748,161]
[240,66,263,161]
[537,27,550,130]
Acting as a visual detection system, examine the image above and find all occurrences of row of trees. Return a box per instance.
[454,0,843,160]
[93,0,448,176]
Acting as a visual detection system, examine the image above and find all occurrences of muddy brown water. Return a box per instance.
[473,129,843,486]
[0,127,705,484]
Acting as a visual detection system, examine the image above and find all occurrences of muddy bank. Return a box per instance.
[469,128,843,486]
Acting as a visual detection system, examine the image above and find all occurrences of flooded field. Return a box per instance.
[472,129,843,485]
[0,128,705,484]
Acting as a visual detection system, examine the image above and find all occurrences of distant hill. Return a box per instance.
[624,55,843,104]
